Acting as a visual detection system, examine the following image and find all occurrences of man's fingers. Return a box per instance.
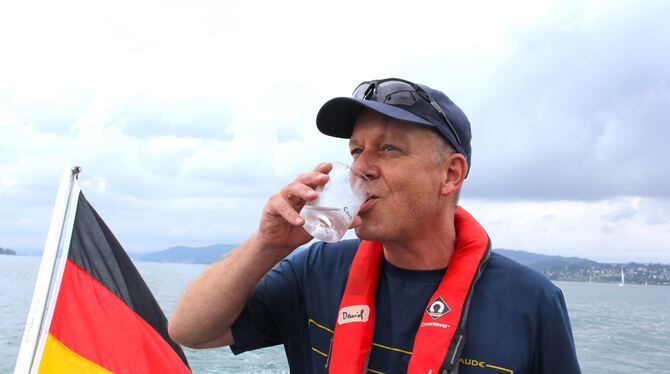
[270,195,305,226]
[294,163,332,189]
[294,172,329,190]
[315,162,333,173]
[284,182,319,204]
[264,162,333,227]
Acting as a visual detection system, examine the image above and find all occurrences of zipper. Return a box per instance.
[458,241,491,333]
[446,238,492,369]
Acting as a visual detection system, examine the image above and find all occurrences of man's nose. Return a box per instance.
[351,151,378,180]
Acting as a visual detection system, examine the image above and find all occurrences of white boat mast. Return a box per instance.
[14,167,81,374]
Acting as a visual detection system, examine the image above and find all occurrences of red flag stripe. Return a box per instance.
[49,259,190,373]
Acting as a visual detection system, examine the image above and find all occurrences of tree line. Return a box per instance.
[0,247,16,255]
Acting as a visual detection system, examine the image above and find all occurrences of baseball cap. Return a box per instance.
[316,78,472,174]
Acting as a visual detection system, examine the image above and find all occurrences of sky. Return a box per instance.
[1,0,668,263]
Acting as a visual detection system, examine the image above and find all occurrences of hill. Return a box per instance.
[495,248,669,285]
[138,244,237,264]
[131,244,669,285]
[135,245,596,268]
[494,248,598,270]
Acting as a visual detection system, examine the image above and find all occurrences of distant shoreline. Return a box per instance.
[0,248,16,255]
[4,245,669,285]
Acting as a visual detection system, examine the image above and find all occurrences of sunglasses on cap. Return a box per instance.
[352,78,463,146]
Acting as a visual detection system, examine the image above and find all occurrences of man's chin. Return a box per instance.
[354,225,383,242]
[354,225,368,240]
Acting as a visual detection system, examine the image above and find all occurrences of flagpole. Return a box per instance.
[14,166,82,374]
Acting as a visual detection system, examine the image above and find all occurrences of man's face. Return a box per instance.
[349,110,449,243]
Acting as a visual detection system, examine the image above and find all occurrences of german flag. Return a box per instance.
[34,192,190,373]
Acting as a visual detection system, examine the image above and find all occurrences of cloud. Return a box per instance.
[464,196,670,263]
[601,201,638,223]
[460,0,670,200]
[0,0,668,264]
[0,87,347,251]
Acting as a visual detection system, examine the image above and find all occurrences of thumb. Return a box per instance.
[350,215,362,229]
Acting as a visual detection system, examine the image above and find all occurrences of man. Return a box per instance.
[169,78,581,373]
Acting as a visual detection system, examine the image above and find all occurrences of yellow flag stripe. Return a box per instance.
[39,334,112,373]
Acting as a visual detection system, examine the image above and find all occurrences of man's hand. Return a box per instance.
[256,162,332,253]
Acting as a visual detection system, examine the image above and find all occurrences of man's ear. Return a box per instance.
[440,153,467,196]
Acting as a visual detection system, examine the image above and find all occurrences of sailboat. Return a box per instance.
[618,268,625,287]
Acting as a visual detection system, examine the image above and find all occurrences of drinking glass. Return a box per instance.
[300,163,369,243]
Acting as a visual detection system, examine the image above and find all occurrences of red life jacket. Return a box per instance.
[328,206,491,373]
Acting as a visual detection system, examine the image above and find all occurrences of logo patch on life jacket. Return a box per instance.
[426,296,450,320]
[337,305,370,325]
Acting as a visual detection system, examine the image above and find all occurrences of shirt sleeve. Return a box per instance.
[229,244,313,355]
[533,288,582,373]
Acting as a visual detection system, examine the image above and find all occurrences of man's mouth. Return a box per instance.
[359,195,379,214]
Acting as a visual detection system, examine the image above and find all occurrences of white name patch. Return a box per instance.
[337,305,371,325]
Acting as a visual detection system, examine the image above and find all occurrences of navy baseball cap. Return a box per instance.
[316,78,472,175]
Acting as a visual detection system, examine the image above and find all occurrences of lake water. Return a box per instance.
[2,255,669,373]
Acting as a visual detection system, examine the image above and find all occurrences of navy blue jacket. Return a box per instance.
[231,239,581,373]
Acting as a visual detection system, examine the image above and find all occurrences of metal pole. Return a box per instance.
[14,166,81,374]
